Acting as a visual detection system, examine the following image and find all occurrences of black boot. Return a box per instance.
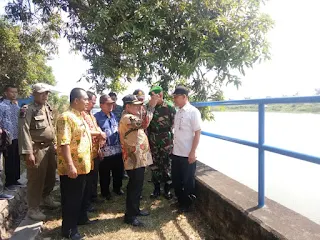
[164,183,173,200]
[150,183,160,199]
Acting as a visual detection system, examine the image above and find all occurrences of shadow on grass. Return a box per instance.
[39,171,216,239]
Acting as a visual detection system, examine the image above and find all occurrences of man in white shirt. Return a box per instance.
[171,86,202,213]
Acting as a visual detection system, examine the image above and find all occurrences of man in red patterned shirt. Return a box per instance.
[82,91,106,209]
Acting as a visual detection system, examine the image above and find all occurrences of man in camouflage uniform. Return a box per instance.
[147,86,176,199]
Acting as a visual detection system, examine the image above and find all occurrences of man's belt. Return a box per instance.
[33,141,54,148]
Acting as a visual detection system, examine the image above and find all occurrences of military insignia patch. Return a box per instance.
[19,105,28,118]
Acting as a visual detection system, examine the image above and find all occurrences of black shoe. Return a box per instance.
[124,217,144,227]
[150,184,161,199]
[164,191,173,200]
[13,181,24,187]
[164,183,173,199]
[71,233,84,240]
[138,210,150,216]
[78,219,99,225]
[62,231,84,240]
[150,189,160,198]
[188,194,197,202]
[113,189,124,195]
[150,191,160,198]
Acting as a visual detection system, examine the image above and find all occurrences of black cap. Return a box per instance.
[172,86,189,96]
[133,89,145,97]
[122,94,143,105]
[109,92,117,98]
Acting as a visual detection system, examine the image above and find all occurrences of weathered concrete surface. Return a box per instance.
[195,162,320,240]
[0,172,27,239]
[10,218,42,240]
[10,172,59,240]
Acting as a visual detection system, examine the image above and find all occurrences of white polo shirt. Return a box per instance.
[172,102,202,157]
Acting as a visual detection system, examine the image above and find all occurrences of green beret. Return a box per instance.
[149,86,163,95]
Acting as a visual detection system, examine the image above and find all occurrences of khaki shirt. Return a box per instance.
[119,107,154,170]
[18,102,56,155]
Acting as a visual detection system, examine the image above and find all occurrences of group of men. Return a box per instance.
[0,83,202,240]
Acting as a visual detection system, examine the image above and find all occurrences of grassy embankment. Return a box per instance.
[213,103,320,113]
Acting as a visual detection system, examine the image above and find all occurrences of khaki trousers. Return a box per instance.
[27,144,56,208]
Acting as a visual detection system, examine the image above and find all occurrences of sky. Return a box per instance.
[2,0,320,101]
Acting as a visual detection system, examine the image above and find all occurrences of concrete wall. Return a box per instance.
[0,180,27,239]
[195,162,320,240]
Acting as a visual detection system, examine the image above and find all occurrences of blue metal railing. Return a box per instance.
[192,96,320,208]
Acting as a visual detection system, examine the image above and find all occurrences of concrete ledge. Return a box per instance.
[0,172,27,239]
[10,218,42,240]
[195,162,320,240]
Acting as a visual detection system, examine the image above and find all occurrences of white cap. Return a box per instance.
[32,83,51,93]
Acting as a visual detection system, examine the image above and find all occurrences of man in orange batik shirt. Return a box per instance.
[119,93,159,227]
[82,91,106,210]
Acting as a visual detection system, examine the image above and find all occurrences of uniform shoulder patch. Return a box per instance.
[128,115,142,128]
[19,105,28,118]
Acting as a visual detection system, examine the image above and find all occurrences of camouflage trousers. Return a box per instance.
[149,143,172,185]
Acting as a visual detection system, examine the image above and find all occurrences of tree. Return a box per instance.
[48,93,69,123]
[314,88,320,95]
[5,0,273,119]
[0,18,56,97]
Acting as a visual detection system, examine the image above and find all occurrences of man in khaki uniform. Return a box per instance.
[18,83,60,221]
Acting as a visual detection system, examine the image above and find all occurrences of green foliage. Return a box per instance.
[0,18,56,97]
[4,0,273,119]
[48,93,69,123]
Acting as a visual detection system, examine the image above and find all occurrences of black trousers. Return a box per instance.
[85,170,94,210]
[99,153,123,196]
[60,174,89,235]
[125,167,145,220]
[91,157,100,199]
[171,154,197,208]
[4,139,20,186]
